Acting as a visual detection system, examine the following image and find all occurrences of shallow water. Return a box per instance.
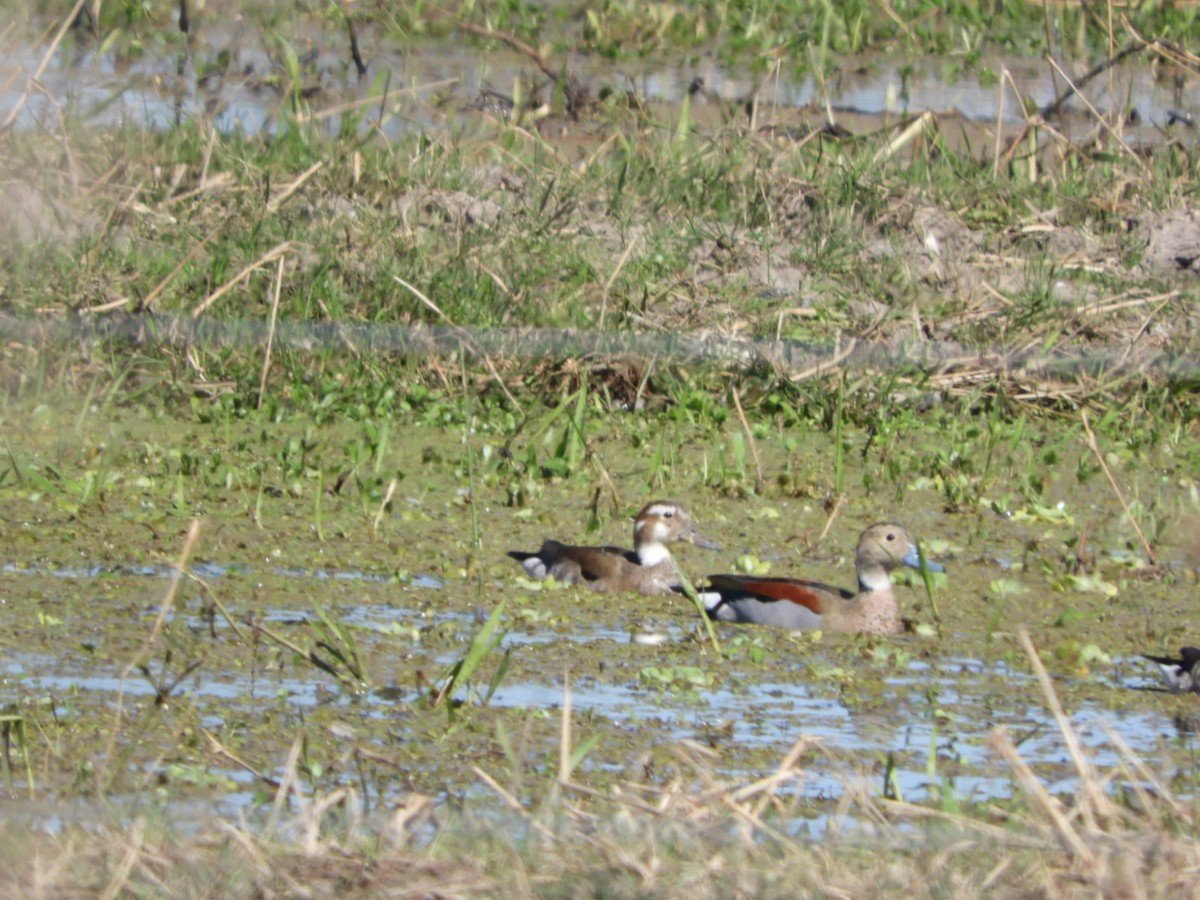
[3,538,1195,821]
[2,19,1195,147]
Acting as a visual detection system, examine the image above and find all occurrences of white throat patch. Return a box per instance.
[858,569,891,593]
[637,543,672,567]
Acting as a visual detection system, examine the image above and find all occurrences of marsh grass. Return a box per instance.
[3,86,1198,435]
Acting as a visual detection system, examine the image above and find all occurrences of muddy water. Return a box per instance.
[2,402,1197,827]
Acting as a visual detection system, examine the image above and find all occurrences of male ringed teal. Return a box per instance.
[701,523,943,634]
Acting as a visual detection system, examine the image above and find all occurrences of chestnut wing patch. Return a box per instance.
[705,575,853,614]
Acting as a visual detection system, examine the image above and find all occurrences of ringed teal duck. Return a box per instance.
[701,523,943,634]
[1142,647,1200,693]
[507,500,719,595]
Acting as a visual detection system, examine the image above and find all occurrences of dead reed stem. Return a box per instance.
[599,234,641,331]
[257,254,285,409]
[1019,629,1116,826]
[0,0,87,133]
[266,161,323,213]
[126,519,203,677]
[392,274,525,417]
[192,242,292,319]
[1080,410,1157,566]
[730,385,765,492]
[140,228,219,311]
[1045,56,1143,169]
[97,520,203,795]
[988,727,1095,863]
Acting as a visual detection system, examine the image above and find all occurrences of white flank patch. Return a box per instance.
[522,557,548,579]
[633,632,668,646]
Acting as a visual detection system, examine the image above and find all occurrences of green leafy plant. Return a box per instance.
[432,601,511,712]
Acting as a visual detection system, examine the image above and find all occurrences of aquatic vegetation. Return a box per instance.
[3,0,1200,892]
[431,601,511,711]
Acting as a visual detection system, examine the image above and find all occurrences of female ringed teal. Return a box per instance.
[508,500,718,595]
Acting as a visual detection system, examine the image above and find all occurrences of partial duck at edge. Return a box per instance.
[1142,647,1200,694]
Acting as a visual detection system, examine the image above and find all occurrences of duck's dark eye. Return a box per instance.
[885,531,896,542]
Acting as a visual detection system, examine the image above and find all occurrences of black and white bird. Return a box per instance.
[1142,647,1200,693]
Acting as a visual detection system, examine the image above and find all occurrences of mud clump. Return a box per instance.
[0,182,95,250]
[1136,209,1200,276]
